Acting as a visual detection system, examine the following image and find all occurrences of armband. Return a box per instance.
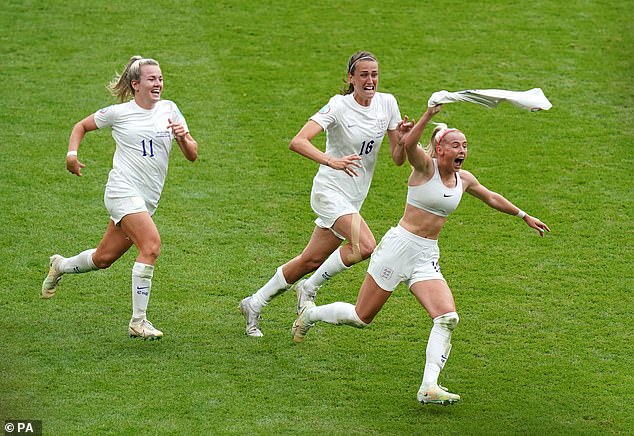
[515,209,526,219]
[67,151,78,157]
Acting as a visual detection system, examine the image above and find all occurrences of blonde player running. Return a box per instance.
[292,104,550,405]
[239,51,413,337]
[41,56,198,339]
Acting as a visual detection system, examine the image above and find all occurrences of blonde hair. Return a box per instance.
[425,123,462,157]
[342,50,377,95]
[107,56,160,102]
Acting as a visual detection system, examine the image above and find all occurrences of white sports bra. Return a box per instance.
[406,159,463,217]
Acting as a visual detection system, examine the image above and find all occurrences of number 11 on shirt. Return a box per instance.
[141,139,154,157]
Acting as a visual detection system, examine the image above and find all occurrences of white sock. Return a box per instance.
[303,247,350,295]
[58,249,97,274]
[251,266,291,311]
[421,312,459,388]
[131,262,154,324]
[308,302,366,328]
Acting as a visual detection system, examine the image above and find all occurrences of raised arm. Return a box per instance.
[462,170,551,237]
[386,116,415,167]
[401,105,442,172]
[168,118,198,162]
[289,120,362,177]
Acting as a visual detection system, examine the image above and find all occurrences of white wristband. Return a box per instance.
[67,150,78,157]
[515,209,526,219]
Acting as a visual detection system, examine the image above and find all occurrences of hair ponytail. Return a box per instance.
[426,123,461,157]
[107,56,160,102]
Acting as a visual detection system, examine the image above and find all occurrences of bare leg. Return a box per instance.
[295,214,377,311]
[409,279,456,319]
[91,220,135,268]
[282,225,343,283]
[42,219,133,298]
[354,273,392,324]
[292,274,392,342]
[119,212,160,266]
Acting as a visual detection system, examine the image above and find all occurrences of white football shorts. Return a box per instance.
[310,184,363,234]
[104,194,155,225]
[367,225,445,292]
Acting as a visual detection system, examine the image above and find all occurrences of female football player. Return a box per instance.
[42,56,198,339]
[292,104,550,405]
[239,50,413,337]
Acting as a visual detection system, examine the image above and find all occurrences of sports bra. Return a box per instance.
[406,159,463,217]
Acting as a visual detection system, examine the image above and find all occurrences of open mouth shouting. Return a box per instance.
[359,84,376,99]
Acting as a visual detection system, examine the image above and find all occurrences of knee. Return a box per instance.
[358,238,376,260]
[139,239,161,262]
[434,312,459,331]
[348,237,376,264]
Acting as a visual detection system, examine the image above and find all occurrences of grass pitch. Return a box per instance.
[1,1,632,434]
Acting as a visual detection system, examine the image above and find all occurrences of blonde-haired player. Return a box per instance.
[292,104,550,405]
[42,56,198,339]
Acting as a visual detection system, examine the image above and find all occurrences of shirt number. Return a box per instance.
[359,140,374,156]
[141,139,155,157]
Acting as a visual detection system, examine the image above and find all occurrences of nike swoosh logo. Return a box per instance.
[136,286,150,290]
[443,194,454,197]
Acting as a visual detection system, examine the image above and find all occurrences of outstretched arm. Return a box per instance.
[463,170,551,237]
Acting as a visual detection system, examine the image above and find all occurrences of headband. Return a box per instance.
[434,128,460,146]
[348,56,377,73]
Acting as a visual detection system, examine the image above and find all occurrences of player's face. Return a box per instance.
[349,60,379,106]
[438,131,468,171]
[132,65,163,108]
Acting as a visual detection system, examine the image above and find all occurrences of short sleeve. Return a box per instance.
[309,95,341,131]
[385,94,401,130]
[94,105,116,129]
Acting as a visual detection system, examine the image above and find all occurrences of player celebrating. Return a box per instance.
[41,56,198,339]
[239,50,413,337]
[292,104,550,405]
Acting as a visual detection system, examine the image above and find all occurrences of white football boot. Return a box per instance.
[41,255,64,299]
[294,279,319,315]
[129,319,163,340]
[291,301,316,343]
[417,383,460,406]
[239,296,263,337]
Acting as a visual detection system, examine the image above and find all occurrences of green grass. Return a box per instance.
[1,0,633,434]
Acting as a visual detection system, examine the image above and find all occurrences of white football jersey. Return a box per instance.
[310,92,401,204]
[94,99,188,211]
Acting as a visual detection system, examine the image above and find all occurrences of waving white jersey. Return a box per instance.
[310,92,401,204]
[94,99,188,211]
